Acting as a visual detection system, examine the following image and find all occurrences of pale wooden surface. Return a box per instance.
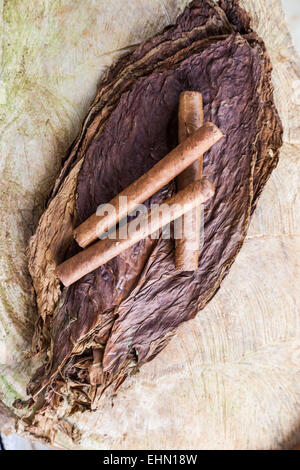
[0,0,299,450]
[282,0,300,53]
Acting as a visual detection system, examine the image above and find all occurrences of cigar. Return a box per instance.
[73,123,223,248]
[57,178,215,287]
[175,91,204,271]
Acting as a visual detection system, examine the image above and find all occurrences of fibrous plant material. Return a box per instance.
[25,0,283,436]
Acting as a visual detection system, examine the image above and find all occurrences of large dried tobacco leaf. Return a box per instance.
[26,0,282,423]
[29,0,235,327]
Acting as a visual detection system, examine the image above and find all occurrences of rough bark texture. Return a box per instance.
[0,0,299,450]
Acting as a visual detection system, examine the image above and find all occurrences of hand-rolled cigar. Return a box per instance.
[57,178,215,287]
[175,91,204,271]
[73,122,223,248]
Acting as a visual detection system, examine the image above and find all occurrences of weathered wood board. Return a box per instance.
[0,0,299,450]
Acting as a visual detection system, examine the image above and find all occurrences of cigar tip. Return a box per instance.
[73,230,88,249]
[201,177,215,199]
[180,90,202,97]
[55,265,69,287]
[179,91,203,109]
[175,264,198,272]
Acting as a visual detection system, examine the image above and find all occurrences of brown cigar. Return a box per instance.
[175,91,204,271]
[73,122,223,248]
[57,178,215,287]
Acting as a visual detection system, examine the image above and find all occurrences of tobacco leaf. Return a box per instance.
[26,0,283,420]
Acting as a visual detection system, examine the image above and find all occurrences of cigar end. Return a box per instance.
[180,90,203,101]
[200,177,215,200]
[73,228,79,243]
[175,262,199,272]
[55,264,70,288]
[73,228,89,249]
[174,240,200,272]
[204,121,224,140]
